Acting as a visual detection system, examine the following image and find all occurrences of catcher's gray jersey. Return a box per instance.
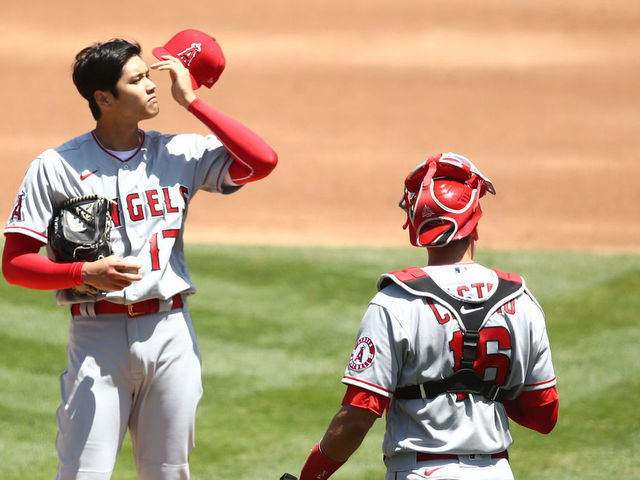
[342,262,556,456]
[5,129,239,304]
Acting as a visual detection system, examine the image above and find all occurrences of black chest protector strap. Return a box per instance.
[390,273,524,402]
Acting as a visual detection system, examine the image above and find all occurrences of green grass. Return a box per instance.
[1,244,639,479]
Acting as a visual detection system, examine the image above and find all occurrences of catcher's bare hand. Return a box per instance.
[150,55,197,108]
[81,256,143,291]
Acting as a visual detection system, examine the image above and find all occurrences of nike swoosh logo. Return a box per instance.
[460,305,483,314]
[80,169,98,180]
[424,466,445,476]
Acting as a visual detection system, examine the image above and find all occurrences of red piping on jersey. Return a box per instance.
[4,225,48,241]
[343,376,393,394]
[91,130,145,162]
[525,377,556,388]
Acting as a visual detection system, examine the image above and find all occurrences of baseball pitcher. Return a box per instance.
[281,153,558,480]
[3,30,277,480]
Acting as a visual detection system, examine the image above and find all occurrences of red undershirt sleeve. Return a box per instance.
[2,233,84,290]
[187,98,278,184]
[342,384,390,417]
[504,386,559,434]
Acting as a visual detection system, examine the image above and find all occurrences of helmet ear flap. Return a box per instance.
[399,159,438,228]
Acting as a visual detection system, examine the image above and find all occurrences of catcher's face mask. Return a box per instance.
[399,153,495,247]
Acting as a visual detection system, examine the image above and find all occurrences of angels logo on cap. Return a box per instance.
[177,42,201,67]
[153,29,226,89]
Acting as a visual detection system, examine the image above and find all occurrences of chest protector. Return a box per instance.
[377,267,525,402]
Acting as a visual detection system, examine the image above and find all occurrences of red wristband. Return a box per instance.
[299,443,344,480]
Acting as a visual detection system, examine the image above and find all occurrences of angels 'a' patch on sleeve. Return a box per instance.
[349,336,376,371]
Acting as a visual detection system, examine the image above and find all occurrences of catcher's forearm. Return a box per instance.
[2,233,84,290]
[317,405,377,462]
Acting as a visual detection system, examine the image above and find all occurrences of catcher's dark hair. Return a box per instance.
[72,39,142,120]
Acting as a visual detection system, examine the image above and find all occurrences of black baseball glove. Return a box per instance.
[48,194,114,295]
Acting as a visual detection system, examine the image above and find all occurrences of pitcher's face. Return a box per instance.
[111,55,159,121]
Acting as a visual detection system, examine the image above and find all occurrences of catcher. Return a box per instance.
[3,30,277,479]
[281,153,558,480]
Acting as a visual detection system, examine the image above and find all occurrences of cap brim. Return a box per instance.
[152,46,201,90]
[152,46,171,61]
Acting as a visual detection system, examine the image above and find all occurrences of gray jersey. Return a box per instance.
[5,129,239,304]
[342,262,556,456]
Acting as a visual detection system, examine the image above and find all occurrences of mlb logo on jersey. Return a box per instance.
[349,337,376,371]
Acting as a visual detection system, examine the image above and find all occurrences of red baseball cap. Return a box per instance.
[153,29,226,89]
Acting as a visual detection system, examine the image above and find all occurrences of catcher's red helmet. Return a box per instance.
[399,153,495,247]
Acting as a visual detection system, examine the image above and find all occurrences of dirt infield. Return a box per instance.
[2,1,638,252]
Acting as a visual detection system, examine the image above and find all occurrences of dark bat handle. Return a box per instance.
[280,474,298,480]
